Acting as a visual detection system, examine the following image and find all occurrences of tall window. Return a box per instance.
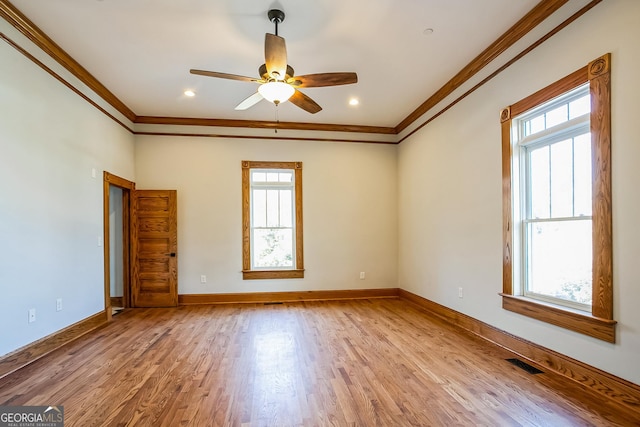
[242,161,304,280]
[501,54,615,342]
[516,85,592,310]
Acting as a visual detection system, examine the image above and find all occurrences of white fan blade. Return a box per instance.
[235,92,264,110]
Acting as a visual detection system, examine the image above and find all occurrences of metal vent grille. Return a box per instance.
[506,358,544,374]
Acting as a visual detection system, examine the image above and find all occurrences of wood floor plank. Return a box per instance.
[0,299,638,426]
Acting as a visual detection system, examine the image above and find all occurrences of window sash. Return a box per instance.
[522,216,593,311]
[517,83,589,140]
[251,228,295,269]
[522,128,591,221]
[516,92,592,310]
[249,176,296,270]
[251,187,294,228]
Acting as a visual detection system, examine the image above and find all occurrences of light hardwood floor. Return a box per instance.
[0,298,637,426]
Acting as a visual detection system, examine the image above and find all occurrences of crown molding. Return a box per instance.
[1,0,599,141]
[397,0,602,144]
[395,0,571,133]
[135,116,396,135]
[0,0,137,122]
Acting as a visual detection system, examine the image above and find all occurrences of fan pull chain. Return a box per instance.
[275,105,279,134]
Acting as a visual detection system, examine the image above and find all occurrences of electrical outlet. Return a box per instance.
[200,275,207,283]
[56,298,63,312]
[359,272,365,280]
[458,287,464,298]
[28,308,36,323]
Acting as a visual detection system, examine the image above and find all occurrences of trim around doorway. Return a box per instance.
[103,172,135,321]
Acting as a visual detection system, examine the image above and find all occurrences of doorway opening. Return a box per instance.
[103,172,134,320]
[110,186,125,315]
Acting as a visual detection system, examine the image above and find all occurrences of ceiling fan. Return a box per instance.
[190,9,358,114]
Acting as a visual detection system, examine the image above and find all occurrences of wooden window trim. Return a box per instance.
[241,160,304,280]
[500,53,615,342]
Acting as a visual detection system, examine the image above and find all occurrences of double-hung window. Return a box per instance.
[517,85,592,310]
[241,161,304,280]
[500,54,615,342]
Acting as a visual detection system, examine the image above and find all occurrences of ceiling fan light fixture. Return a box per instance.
[258,81,295,104]
[190,8,356,114]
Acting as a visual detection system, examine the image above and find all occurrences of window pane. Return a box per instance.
[573,133,592,216]
[527,115,546,136]
[545,104,568,128]
[279,189,292,227]
[253,228,294,268]
[569,95,590,119]
[279,172,293,183]
[529,146,550,219]
[527,220,592,305]
[550,139,573,218]
[252,189,266,227]
[266,172,279,182]
[266,189,279,227]
[252,172,266,182]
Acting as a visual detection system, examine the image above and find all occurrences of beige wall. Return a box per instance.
[135,135,398,294]
[0,18,135,356]
[398,0,640,384]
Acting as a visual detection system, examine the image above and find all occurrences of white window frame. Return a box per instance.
[249,168,296,271]
[512,84,592,312]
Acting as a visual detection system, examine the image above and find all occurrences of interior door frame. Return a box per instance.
[103,172,135,321]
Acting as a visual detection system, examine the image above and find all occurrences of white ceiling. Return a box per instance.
[9,0,540,128]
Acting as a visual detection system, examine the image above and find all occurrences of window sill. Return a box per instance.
[500,293,616,343]
[242,269,305,280]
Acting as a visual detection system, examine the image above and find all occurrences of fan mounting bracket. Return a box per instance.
[267,9,285,24]
[268,9,285,35]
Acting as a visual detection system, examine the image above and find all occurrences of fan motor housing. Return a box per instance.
[259,64,295,81]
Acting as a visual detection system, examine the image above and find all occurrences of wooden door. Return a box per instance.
[132,190,178,307]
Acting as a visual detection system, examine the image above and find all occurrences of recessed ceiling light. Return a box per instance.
[423,28,434,36]
[184,90,196,97]
[349,98,359,106]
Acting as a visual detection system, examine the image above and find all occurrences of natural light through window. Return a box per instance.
[501,54,614,342]
[515,84,591,310]
[251,170,295,269]
[241,161,304,280]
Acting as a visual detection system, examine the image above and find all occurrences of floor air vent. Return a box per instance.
[506,358,544,374]
[264,301,284,305]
